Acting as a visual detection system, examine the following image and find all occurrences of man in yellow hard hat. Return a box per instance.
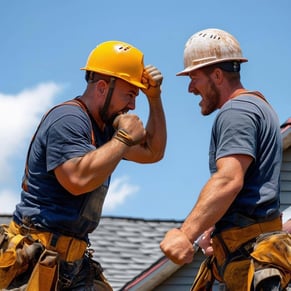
[160,28,290,290]
[1,40,166,290]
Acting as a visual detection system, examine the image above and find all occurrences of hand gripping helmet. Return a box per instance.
[81,40,146,89]
[176,28,248,76]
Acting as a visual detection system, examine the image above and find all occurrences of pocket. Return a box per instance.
[26,249,59,291]
[190,256,215,291]
[0,225,33,289]
[223,259,250,290]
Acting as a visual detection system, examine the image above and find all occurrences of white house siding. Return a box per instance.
[280,147,291,211]
[155,251,222,291]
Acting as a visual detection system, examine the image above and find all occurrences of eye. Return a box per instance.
[128,92,137,99]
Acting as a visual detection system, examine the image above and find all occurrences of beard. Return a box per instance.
[99,108,118,126]
[201,78,220,116]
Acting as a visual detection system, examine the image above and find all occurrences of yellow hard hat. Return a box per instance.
[177,28,248,76]
[81,40,146,89]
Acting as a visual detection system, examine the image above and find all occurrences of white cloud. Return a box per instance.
[103,176,139,211]
[0,84,139,215]
[0,176,139,215]
[0,83,62,214]
[0,83,63,182]
[0,188,20,214]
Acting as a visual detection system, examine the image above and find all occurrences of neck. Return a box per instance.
[229,87,247,99]
[79,94,105,131]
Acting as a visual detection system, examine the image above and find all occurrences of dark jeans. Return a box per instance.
[58,255,107,290]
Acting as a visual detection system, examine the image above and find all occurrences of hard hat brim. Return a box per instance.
[80,67,147,89]
[176,58,248,76]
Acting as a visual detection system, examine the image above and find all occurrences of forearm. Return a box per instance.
[144,96,167,160]
[180,173,240,243]
[124,96,167,163]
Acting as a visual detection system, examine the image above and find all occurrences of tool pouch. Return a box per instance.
[247,231,291,291]
[190,256,215,291]
[26,249,59,291]
[0,224,43,289]
[90,259,113,291]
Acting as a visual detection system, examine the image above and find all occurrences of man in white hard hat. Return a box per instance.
[160,28,290,290]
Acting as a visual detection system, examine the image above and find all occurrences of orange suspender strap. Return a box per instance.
[233,89,269,104]
[22,98,95,192]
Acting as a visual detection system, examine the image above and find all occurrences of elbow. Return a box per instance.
[149,149,165,163]
[57,176,94,196]
[63,181,87,196]
[68,187,85,196]
[151,142,167,162]
[155,151,165,162]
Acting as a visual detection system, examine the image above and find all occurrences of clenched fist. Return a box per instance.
[141,65,163,98]
[160,228,195,265]
[113,114,146,146]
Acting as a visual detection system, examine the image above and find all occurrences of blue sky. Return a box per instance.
[0,1,290,219]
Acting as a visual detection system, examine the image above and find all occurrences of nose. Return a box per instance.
[128,97,136,110]
[188,80,194,93]
[188,80,200,95]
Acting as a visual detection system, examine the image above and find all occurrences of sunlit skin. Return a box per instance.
[188,69,220,116]
[186,68,291,255]
[54,73,167,196]
[160,66,254,265]
[83,78,140,130]
[100,79,140,126]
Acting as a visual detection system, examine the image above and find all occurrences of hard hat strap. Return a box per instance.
[100,77,116,123]
[216,61,241,72]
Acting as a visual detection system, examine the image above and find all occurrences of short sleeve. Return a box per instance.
[46,110,95,171]
[214,107,258,161]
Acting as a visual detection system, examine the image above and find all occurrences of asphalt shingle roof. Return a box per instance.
[90,216,182,290]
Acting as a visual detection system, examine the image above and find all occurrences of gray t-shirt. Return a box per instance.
[14,101,114,239]
[209,93,282,231]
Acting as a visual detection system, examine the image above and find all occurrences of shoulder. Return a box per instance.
[38,102,93,142]
[44,102,90,127]
[223,94,268,112]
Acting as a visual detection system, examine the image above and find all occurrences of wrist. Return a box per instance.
[113,129,134,146]
[177,228,194,244]
[179,227,196,244]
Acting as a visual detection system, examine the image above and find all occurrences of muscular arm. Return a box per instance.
[54,97,166,195]
[160,154,253,265]
[55,65,166,195]
[124,96,167,163]
[181,154,252,243]
[54,138,129,195]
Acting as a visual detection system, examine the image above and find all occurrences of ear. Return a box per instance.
[213,68,224,85]
[96,80,108,95]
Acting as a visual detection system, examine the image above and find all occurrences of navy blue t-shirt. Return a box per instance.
[209,94,282,232]
[13,101,114,240]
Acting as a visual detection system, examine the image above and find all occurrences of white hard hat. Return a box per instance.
[177,28,248,76]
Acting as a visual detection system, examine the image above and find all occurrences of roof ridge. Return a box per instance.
[100,215,183,223]
[0,214,184,223]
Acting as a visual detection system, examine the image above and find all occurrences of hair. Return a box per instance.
[202,63,241,84]
[85,71,111,83]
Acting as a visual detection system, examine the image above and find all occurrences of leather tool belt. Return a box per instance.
[9,220,88,262]
[212,216,282,271]
[191,217,283,291]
